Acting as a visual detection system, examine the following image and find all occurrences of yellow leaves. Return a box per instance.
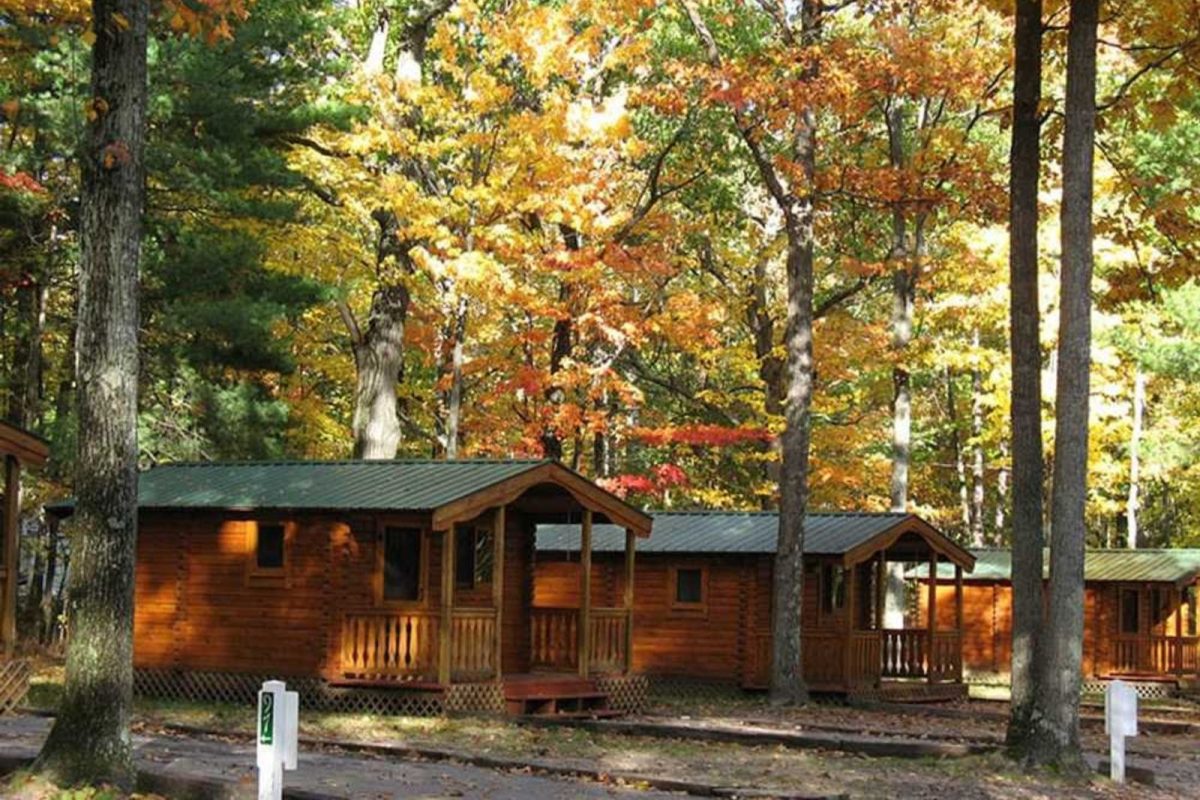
[110,11,128,30]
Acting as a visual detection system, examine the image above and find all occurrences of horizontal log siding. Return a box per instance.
[136,512,337,676]
[535,552,764,682]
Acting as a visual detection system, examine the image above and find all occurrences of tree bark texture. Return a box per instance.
[350,283,410,459]
[34,0,147,787]
[1126,368,1144,548]
[1005,0,1046,754]
[1027,0,1097,772]
[971,331,986,546]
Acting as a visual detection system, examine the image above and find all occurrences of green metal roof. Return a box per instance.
[48,459,554,513]
[910,548,1200,585]
[537,510,920,556]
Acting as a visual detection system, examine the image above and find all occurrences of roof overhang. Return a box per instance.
[431,461,653,537]
[842,515,975,572]
[0,421,49,468]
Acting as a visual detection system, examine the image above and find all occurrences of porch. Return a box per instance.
[748,524,973,695]
[1105,581,1200,681]
[336,497,640,692]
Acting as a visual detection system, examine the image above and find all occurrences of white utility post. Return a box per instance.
[1104,679,1138,784]
[257,680,299,800]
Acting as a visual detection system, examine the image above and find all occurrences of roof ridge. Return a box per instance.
[971,547,1200,554]
[645,509,907,517]
[146,458,550,468]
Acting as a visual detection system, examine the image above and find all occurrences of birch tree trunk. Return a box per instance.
[1027,0,1097,772]
[1126,368,1144,548]
[34,0,147,786]
[1004,0,1046,754]
[971,331,986,546]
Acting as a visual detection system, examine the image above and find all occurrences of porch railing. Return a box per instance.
[589,607,630,674]
[530,607,579,670]
[1114,634,1200,675]
[881,628,961,681]
[529,606,629,673]
[450,608,498,679]
[340,611,438,680]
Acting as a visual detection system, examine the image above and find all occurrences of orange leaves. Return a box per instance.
[632,424,773,448]
[0,169,47,194]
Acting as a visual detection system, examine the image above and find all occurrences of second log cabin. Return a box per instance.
[535,510,975,699]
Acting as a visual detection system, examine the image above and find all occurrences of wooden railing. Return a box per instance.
[801,632,844,686]
[450,608,498,679]
[848,630,883,687]
[1114,634,1200,675]
[882,628,926,678]
[530,607,579,670]
[341,611,438,680]
[588,607,629,673]
[930,632,962,681]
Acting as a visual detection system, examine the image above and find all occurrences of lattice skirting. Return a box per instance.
[444,681,505,715]
[596,674,649,713]
[1080,679,1177,700]
[134,669,445,717]
[0,658,31,715]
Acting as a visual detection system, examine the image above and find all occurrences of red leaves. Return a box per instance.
[631,424,773,448]
[0,170,46,195]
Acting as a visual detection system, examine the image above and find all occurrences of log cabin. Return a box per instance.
[48,459,652,715]
[912,548,1200,694]
[0,420,49,712]
[535,511,976,700]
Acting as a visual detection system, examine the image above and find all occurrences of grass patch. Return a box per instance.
[3,770,164,800]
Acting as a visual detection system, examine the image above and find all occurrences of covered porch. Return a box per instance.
[797,519,976,695]
[334,462,649,702]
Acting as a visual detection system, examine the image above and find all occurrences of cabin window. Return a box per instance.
[256,524,285,570]
[455,526,494,589]
[1151,588,1169,629]
[822,564,846,614]
[1120,589,1141,635]
[245,521,291,586]
[382,527,423,602]
[668,565,707,611]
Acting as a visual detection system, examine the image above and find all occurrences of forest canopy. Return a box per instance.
[3,0,1199,548]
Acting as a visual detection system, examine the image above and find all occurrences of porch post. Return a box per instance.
[2,456,19,656]
[845,562,857,688]
[579,510,593,677]
[624,527,636,674]
[927,552,938,683]
[954,564,964,682]
[1176,587,1185,677]
[439,525,456,687]
[874,552,886,630]
[493,505,506,681]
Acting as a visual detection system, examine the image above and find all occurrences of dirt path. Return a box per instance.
[0,714,689,799]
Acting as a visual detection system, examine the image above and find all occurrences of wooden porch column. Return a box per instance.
[2,456,19,656]
[874,552,886,631]
[579,509,592,677]
[1176,587,1185,677]
[439,525,457,687]
[624,527,636,674]
[492,505,506,681]
[927,552,938,683]
[845,562,857,688]
[954,564,964,682]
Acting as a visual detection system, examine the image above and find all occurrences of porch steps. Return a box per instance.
[503,675,615,717]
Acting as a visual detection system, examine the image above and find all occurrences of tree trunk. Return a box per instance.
[349,283,409,459]
[889,265,915,513]
[34,0,147,787]
[541,231,578,461]
[1026,0,1097,772]
[971,331,986,546]
[947,368,972,534]
[8,279,47,429]
[995,440,1010,536]
[1004,0,1046,755]
[1126,368,1144,548]
[436,292,468,459]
